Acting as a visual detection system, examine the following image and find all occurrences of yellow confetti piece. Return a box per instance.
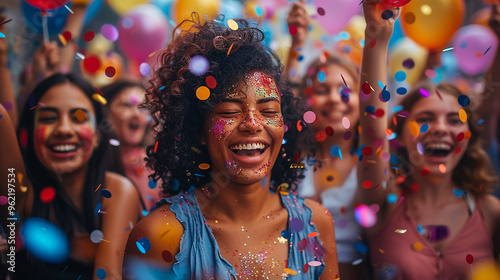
[395,229,407,234]
[198,163,210,170]
[283,268,298,275]
[277,236,287,244]
[17,173,23,183]
[459,109,467,123]
[279,190,289,196]
[413,242,423,251]
[227,19,238,30]
[191,147,202,154]
[439,164,446,173]
[58,34,67,46]
[409,120,419,137]
[20,186,28,192]
[196,86,210,100]
[92,93,107,105]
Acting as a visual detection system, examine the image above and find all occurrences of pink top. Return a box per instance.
[368,198,493,280]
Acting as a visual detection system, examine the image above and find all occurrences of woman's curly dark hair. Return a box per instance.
[145,14,308,196]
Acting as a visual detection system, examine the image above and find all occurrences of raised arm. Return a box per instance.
[357,1,398,214]
[58,4,87,73]
[477,4,500,148]
[0,8,17,127]
[285,0,309,95]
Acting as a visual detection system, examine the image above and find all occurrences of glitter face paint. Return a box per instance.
[209,118,237,141]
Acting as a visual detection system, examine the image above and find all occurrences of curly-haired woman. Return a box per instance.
[123,15,339,279]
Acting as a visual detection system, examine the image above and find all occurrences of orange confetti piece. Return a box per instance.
[154,141,159,153]
[307,232,319,238]
[464,131,471,139]
[297,120,303,132]
[385,128,393,136]
[409,120,419,137]
[198,163,210,170]
[283,268,298,275]
[413,242,423,251]
[439,164,446,173]
[392,116,397,126]
[459,109,467,123]
[94,184,101,192]
[227,43,234,55]
[58,34,67,46]
[196,86,210,100]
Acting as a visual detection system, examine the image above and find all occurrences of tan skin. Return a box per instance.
[285,2,366,279]
[358,0,500,265]
[125,72,339,279]
[0,83,141,280]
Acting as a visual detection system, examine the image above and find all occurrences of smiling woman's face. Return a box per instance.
[203,71,285,185]
[33,83,98,174]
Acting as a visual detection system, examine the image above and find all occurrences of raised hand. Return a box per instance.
[287,0,310,49]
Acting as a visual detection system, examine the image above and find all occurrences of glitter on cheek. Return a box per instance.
[265,115,284,128]
[208,118,236,141]
[254,161,271,177]
[224,160,243,178]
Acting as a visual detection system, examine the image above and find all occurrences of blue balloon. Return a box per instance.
[83,0,104,26]
[389,18,404,49]
[220,0,244,21]
[22,1,72,36]
[20,218,70,264]
[154,0,175,19]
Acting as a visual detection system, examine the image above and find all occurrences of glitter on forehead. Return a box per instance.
[246,71,280,99]
[224,83,246,99]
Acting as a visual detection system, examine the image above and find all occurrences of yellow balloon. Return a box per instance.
[335,15,366,67]
[108,0,149,15]
[401,0,465,50]
[389,37,429,85]
[471,261,500,280]
[173,0,220,24]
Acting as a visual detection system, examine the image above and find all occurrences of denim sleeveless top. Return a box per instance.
[157,191,326,279]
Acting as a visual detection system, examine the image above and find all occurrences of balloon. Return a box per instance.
[20,218,70,263]
[453,24,499,76]
[154,0,175,19]
[81,52,124,87]
[22,1,71,36]
[389,37,429,85]
[314,0,361,35]
[173,0,220,24]
[72,0,92,4]
[117,4,170,64]
[401,0,465,50]
[109,0,149,15]
[335,15,366,66]
[220,0,244,20]
[389,18,405,48]
[25,0,70,11]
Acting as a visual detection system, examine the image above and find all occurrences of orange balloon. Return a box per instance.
[469,7,491,27]
[173,0,219,24]
[335,15,365,66]
[401,0,465,50]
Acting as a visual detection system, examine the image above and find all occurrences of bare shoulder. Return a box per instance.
[105,172,137,195]
[123,203,184,276]
[481,194,500,223]
[304,198,333,226]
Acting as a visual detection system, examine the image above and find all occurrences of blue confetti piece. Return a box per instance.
[0,114,3,120]
[416,224,425,235]
[478,119,484,125]
[281,230,291,239]
[254,6,264,17]
[330,145,342,160]
[381,86,390,102]
[386,132,397,140]
[457,95,470,107]
[420,124,429,133]
[96,268,106,279]
[159,85,166,91]
[282,138,288,145]
[389,154,400,164]
[100,189,111,198]
[392,105,403,113]
[387,193,397,204]
[365,105,376,114]
[194,173,206,177]
[394,71,406,82]
[29,94,35,107]
[297,55,304,61]
[396,87,407,95]
[0,32,5,38]
[142,209,149,216]
[188,185,196,193]
[137,237,151,253]
[94,202,102,215]
[452,188,464,198]
[148,179,157,189]
[377,80,384,89]
[317,71,326,83]
[353,241,368,254]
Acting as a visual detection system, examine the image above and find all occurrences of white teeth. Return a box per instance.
[230,143,265,150]
[424,143,451,151]
[52,144,77,152]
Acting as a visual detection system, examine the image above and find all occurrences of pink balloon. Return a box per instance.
[117,4,170,64]
[314,0,361,35]
[453,24,498,76]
